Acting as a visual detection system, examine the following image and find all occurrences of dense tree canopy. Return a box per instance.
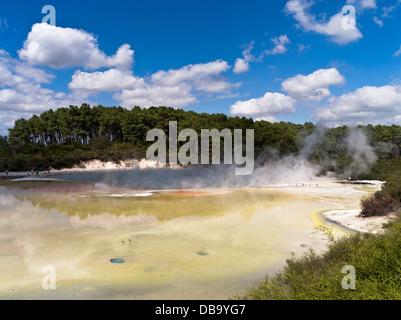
[1,104,401,176]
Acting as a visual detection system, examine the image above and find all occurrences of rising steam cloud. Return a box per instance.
[60,126,378,189]
[345,128,378,177]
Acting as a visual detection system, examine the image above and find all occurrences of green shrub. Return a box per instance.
[382,172,401,204]
[237,214,401,300]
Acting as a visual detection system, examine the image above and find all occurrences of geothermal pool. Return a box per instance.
[0,171,355,300]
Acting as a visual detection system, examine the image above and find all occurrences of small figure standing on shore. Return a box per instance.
[5,170,8,177]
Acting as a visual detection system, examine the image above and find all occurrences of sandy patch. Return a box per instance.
[0,158,183,178]
[261,177,390,233]
[321,209,396,234]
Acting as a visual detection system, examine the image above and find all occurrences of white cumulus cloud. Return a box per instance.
[104,60,236,108]
[284,0,363,44]
[233,42,255,74]
[18,23,134,71]
[114,83,196,108]
[0,50,79,115]
[0,49,93,133]
[266,35,291,55]
[230,92,296,118]
[315,85,401,126]
[69,69,144,92]
[281,68,345,101]
[0,25,238,131]
[151,60,231,92]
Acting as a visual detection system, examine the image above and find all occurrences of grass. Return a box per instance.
[235,213,401,300]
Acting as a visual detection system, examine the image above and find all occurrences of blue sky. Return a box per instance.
[0,0,401,134]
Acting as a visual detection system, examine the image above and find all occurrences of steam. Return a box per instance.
[345,128,377,177]
[56,126,379,189]
[298,125,326,159]
[60,149,320,189]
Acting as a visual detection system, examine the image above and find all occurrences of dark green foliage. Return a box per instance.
[237,214,401,300]
[2,104,401,172]
[1,105,305,171]
[360,163,401,217]
[382,171,401,203]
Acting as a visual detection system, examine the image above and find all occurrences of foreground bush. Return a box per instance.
[237,214,401,300]
[360,191,397,217]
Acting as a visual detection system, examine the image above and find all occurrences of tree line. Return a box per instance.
[1,104,401,175]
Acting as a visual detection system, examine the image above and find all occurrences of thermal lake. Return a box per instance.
[0,168,366,300]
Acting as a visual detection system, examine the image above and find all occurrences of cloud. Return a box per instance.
[233,58,250,74]
[254,116,280,123]
[69,69,144,92]
[1,24,238,131]
[18,23,134,71]
[151,59,232,93]
[233,42,255,74]
[0,82,87,114]
[315,85,401,126]
[393,45,401,57]
[0,17,8,31]
[284,0,363,44]
[0,110,41,136]
[55,34,236,107]
[281,68,345,101]
[229,67,345,121]
[0,85,59,113]
[233,36,290,74]
[0,50,55,87]
[0,63,20,87]
[70,67,198,109]
[111,60,236,108]
[346,0,376,10]
[114,83,196,108]
[373,16,384,27]
[230,92,296,118]
[0,49,90,132]
[265,35,291,55]
[0,50,69,114]
[298,44,311,51]
[7,22,236,121]
[382,0,401,18]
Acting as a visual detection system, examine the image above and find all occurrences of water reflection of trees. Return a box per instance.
[6,182,282,222]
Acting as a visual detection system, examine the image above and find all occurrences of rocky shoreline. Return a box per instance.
[0,158,181,178]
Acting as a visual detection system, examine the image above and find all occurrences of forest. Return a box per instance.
[1,103,401,182]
